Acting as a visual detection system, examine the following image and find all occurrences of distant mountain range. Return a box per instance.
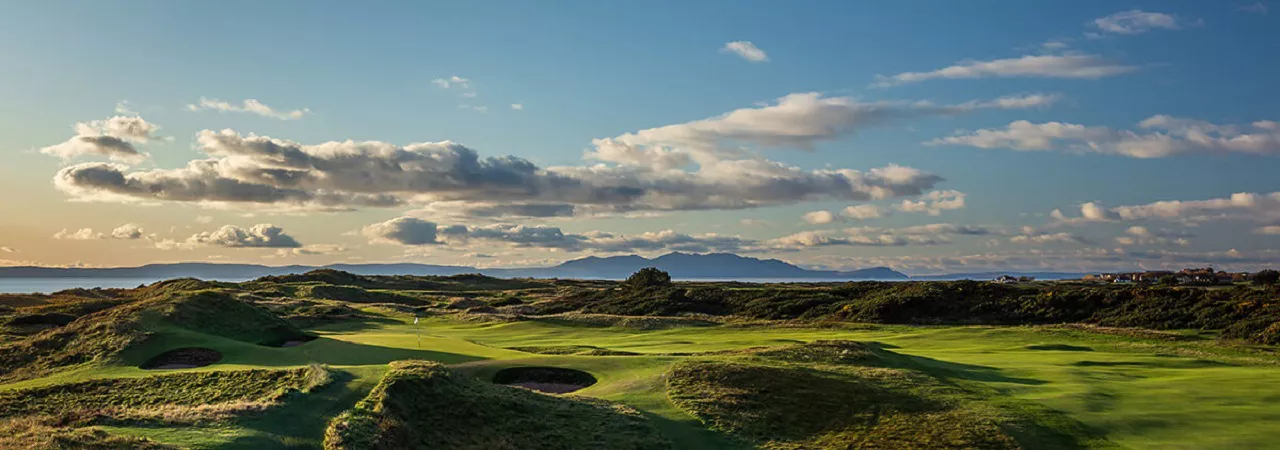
[0,252,908,281]
[0,252,1095,281]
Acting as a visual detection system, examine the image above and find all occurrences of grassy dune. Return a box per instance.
[324,360,669,449]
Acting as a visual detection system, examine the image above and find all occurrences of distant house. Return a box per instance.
[993,275,1018,284]
[1114,274,1135,283]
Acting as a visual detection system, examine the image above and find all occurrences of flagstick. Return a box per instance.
[414,315,420,349]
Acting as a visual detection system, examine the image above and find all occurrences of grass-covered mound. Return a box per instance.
[527,277,1280,345]
[666,359,1019,449]
[0,290,312,383]
[0,365,332,424]
[256,299,374,328]
[149,290,314,347]
[324,360,670,450]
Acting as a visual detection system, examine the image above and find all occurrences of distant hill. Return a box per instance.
[0,252,906,281]
[494,252,907,280]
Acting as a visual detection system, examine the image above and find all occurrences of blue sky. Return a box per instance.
[0,1,1277,274]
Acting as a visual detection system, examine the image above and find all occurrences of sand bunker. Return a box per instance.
[140,347,223,370]
[493,367,597,394]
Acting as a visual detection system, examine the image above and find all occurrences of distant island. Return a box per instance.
[0,252,910,281]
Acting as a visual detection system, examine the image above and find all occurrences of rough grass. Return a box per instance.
[0,364,332,424]
[324,360,670,450]
[0,419,177,449]
[151,290,314,346]
[0,290,312,383]
[665,359,1020,449]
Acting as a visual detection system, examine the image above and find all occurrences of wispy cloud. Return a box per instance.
[1235,2,1269,15]
[186,97,310,120]
[1089,10,1198,36]
[721,41,769,62]
[39,115,159,163]
[432,76,471,89]
[875,54,1137,87]
[928,116,1280,158]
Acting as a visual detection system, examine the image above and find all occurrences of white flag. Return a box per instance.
[414,317,419,324]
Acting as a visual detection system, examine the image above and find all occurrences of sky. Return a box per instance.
[1,0,1278,275]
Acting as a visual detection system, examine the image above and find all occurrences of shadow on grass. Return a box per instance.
[861,342,1047,386]
[302,315,404,334]
[232,337,489,367]
[640,411,752,450]
[857,342,1118,449]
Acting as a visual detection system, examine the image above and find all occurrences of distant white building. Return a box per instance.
[993,275,1018,284]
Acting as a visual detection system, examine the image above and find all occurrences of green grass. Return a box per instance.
[8,294,1280,449]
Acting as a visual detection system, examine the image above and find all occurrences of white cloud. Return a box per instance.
[195,215,214,224]
[1115,226,1192,246]
[1091,10,1195,35]
[1052,192,1280,226]
[362,217,440,246]
[721,41,769,62]
[896,190,966,216]
[167,224,302,249]
[40,115,160,163]
[1040,40,1070,51]
[432,76,471,89]
[929,116,1280,158]
[767,223,993,249]
[1256,225,1280,235]
[459,104,488,113]
[186,97,309,120]
[53,228,104,240]
[842,204,887,221]
[111,223,146,240]
[363,217,752,253]
[874,53,1137,87]
[588,92,1060,171]
[802,204,894,225]
[812,247,1280,275]
[0,246,14,253]
[55,126,946,218]
[510,103,524,110]
[273,244,347,257]
[1009,230,1093,245]
[114,101,139,115]
[802,210,836,225]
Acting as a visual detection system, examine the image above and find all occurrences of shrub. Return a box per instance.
[1253,270,1279,286]
[624,268,673,290]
